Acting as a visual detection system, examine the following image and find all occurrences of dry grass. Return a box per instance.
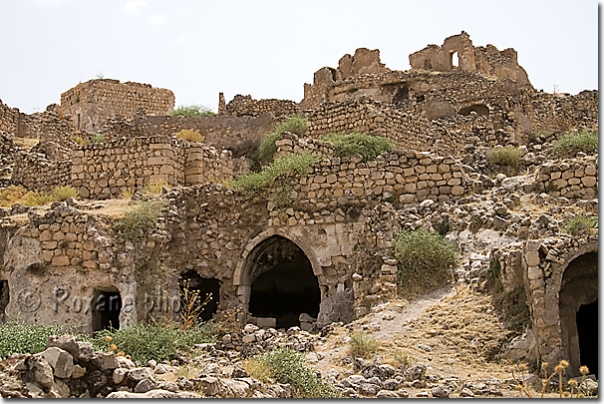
[143,180,170,195]
[13,137,39,151]
[0,185,78,207]
[242,358,273,383]
[175,128,204,143]
[348,331,379,359]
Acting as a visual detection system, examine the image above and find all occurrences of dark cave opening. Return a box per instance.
[180,271,220,322]
[0,280,8,322]
[576,299,598,379]
[248,238,320,329]
[92,289,122,331]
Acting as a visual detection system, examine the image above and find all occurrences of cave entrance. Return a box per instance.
[0,280,8,323]
[247,236,321,329]
[459,103,490,117]
[92,288,122,332]
[558,252,598,377]
[576,299,598,379]
[180,271,220,322]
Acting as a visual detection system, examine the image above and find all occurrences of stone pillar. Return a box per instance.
[218,92,226,115]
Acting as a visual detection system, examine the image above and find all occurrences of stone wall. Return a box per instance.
[409,31,532,88]
[60,79,175,133]
[224,95,300,117]
[137,114,276,155]
[11,135,233,199]
[0,99,33,137]
[533,156,598,199]
[11,152,72,193]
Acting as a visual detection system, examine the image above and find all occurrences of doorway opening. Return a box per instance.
[576,299,598,379]
[0,280,8,323]
[92,288,122,331]
[247,236,321,329]
[180,271,220,322]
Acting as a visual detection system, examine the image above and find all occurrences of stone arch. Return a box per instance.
[459,103,490,117]
[558,251,598,377]
[234,229,323,329]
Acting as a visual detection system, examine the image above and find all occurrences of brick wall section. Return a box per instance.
[533,156,598,199]
[224,94,301,117]
[60,79,175,133]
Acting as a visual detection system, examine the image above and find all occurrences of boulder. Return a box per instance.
[28,356,54,388]
[92,352,117,370]
[112,368,128,384]
[376,390,399,398]
[42,347,74,378]
[127,367,154,382]
[134,379,156,393]
[107,389,202,398]
[71,364,87,379]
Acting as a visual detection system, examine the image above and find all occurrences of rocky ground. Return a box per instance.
[0,282,598,398]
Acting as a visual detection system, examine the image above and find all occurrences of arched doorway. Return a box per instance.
[459,104,490,117]
[558,252,598,377]
[243,235,321,329]
[92,287,122,331]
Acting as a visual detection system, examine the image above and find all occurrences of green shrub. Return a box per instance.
[230,151,319,192]
[0,319,67,358]
[553,130,598,157]
[348,332,379,359]
[258,115,307,165]
[321,133,394,162]
[175,128,204,143]
[170,105,215,117]
[254,347,341,398]
[486,146,523,169]
[393,228,457,293]
[561,215,598,236]
[90,322,216,364]
[91,134,105,143]
[112,199,166,241]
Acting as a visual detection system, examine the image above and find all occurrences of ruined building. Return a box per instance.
[0,32,598,378]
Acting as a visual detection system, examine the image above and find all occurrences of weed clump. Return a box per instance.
[393,228,457,293]
[561,214,598,236]
[486,146,524,169]
[175,128,204,143]
[251,347,341,398]
[321,133,394,162]
[230,151,319,192]
[0,319,67,359]
[170,105,214,117]
[112,199,166,241]
[0,185,78,207]
[89,322,216,364]
[258,115,307,165]
[348,331,379,359]
[553,130,598,157]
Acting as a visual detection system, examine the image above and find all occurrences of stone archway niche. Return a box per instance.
[558,252,598,377]
[235,231,322,329]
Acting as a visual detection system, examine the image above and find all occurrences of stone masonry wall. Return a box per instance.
[224,95,301,117]
[11,152,72,192]
[533,156,598,199]
[60,79,175,134]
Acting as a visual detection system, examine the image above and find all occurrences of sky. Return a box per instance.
[0,0,599,114]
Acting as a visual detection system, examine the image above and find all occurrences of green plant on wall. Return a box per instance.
[321,133,394,162]
[258,115,307,165]
[170,105,215,117]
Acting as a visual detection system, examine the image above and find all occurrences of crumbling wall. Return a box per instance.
[409,31,532,88]
[71,136,232,199]
[224,95,300,117]
[11,152,72,192]
[60,79,175,133]
[0,99,34,137]
[533,156,598,199]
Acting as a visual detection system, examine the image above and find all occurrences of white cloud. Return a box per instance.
[123,0,147,15]
[177,34,201,43]
[30,0,73,7]
[148,14,166,26]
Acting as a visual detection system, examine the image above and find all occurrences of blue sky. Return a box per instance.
[0,0,598,113]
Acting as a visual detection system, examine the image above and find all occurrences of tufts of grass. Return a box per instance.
[393,228,457,294]
[175,128,204,143]
[553,130,598,157]
[170,105,215,117]
[91,134,105,143]
[253,347,341,398]
[486,146,524,169]
[348,331,379,359]
[258,115,307,165]
[321,133,394,162]
[561,214,598,236]
[229,151,319,192]
[89,322,216,364]
[0,318,68,359]
[112,199,166,241]
[0,185,78,207]
[142,180,169,195]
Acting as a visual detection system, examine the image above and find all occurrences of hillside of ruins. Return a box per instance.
[0,32,598,398]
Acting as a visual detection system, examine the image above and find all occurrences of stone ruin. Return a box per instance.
[0,32,598,381]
